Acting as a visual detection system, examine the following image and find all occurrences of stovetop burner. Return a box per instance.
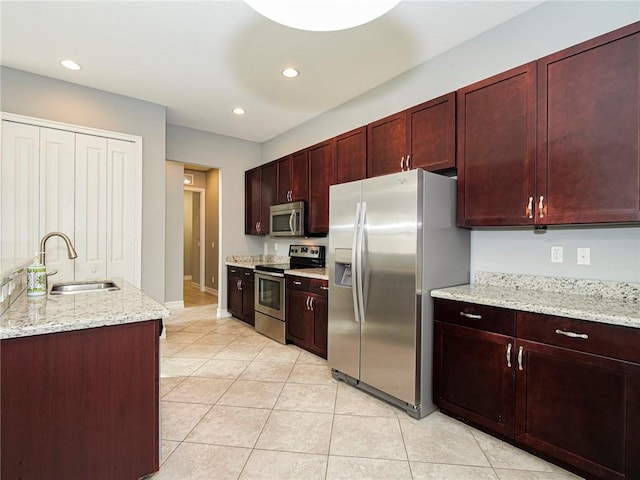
[254,245,325,273]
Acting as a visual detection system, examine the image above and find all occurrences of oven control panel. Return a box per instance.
[289,245,325,260]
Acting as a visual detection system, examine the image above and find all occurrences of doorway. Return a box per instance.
[182,167,220,308]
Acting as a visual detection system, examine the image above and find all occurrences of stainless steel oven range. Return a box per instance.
[254,245,325,344]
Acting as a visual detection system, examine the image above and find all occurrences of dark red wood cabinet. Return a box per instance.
[456,62,537,227]
[1,320,160,480]
[227,266,255,325]
[286,275,328,358]
[434,298,640,480]
[307,139,334,235]
[245,162,277,235]
[458,21,640,227]
[335,126,367,185]
[537,22,640,224]
[368,93,456,179]
[277,149,308,204]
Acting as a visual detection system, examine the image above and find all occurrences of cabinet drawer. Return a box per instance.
[434,299,516,336]
[228,266,252,278]
[308,278,329,298]
[517,312,640,364]
[287,275,310,291]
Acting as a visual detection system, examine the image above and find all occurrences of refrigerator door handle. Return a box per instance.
[356,201,367,322]
[351,202,362,323]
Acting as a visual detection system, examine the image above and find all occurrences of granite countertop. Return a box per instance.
[286,268,328,280]
[0,279,170,340]
[431,272,640,329]
[225,254,289,269]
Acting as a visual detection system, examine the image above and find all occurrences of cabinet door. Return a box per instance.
[308,140,334,234]
[310,294,328,358]
[227,271,242,317]
[515,339,640,480]
[367,112,407,178]
[286,289,310,346]
[260,162,277,235]
[434,321,516,438]
[537,23,640,224]
[1,121,40,270]
[38,128,76,283]
[75,134,108,281]
[457,62,537,227]
[277,156,291,204]
[290,149,308,202]
[245,168,261,235]
[335,127,367,184]
[241,272,255,325]
[106,139,139,284]
[407,93,455,172]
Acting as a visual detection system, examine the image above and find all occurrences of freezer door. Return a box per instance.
[328,181,362,380]
[360,170,421,405]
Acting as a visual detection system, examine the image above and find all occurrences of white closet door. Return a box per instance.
[106,138,139,285]
[75,134,108,281]
[1,121,40,272]
[39,128,75,282]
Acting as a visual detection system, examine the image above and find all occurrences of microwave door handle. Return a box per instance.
[289,210,295,234]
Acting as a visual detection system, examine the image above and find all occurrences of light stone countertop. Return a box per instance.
[431,272,639,329]
[225,254,289,269]
[0,279,170,340]
[286,268,328,280]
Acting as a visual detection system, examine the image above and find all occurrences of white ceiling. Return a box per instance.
[1,1,544,143]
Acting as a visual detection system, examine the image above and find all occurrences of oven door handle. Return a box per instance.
[256,271,284,278]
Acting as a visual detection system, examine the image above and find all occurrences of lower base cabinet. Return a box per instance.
[1,320,160,480]
[286,275,328,358]
[434,298,640,480]
[227,266,255,325]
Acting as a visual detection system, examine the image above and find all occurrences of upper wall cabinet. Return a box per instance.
[307,139,334,234]
[456,63,537,227]
[458,21,640,227]
[277,150,308,204]
[367,92,456,178]
[335,127,367,185]
[537,22,640,225]
[245,162,277,235]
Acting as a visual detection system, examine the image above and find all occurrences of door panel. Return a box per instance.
[75,134,108,281]
[360,170,418,405]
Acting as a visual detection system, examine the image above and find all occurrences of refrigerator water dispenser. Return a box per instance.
[334,248,353,287]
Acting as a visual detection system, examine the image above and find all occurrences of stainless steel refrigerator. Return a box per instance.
[328,169,470,418]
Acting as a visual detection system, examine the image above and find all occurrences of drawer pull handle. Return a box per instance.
[293,280,302,285]
[555,329,588,340]
[526,196,533,218]
[539,196,545,218]
[320,286,329,290]
[459,312,482,320]
[518,346,524,371]
[506,343,512,368]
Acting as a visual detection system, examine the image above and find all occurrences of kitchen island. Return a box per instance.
[0,280,170,480]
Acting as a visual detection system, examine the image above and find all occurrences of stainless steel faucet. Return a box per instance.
[39,232,78,279]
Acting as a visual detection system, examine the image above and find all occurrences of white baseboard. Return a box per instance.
[191,281,200,289]
[183,275,192,281]
[217,308,232,318]
[165,300,185,310]
[205,286,218,296]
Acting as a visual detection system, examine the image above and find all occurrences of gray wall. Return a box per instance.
[1,66,167,301]
[262,1,640,283]
[165,161,185,303]
[165,124,262,312]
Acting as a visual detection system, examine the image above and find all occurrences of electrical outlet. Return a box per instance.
[211,276,215,283]
[211,241,215,248]
[551,246,563,263]
[577,247,591,265]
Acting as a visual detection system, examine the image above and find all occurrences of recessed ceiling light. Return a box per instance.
[281,67,300,78]
[60,59,82,71]
[232,107,246,115]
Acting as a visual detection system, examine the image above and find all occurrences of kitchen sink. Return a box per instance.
[50,280,120,295]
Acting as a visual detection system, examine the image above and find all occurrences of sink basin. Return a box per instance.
[50,280,120,295]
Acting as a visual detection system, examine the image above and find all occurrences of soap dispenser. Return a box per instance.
[27,254,47,297]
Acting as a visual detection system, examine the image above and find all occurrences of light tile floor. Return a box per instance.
[154,305,583,480]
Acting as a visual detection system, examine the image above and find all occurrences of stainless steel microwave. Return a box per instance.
[270,201,305,237]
